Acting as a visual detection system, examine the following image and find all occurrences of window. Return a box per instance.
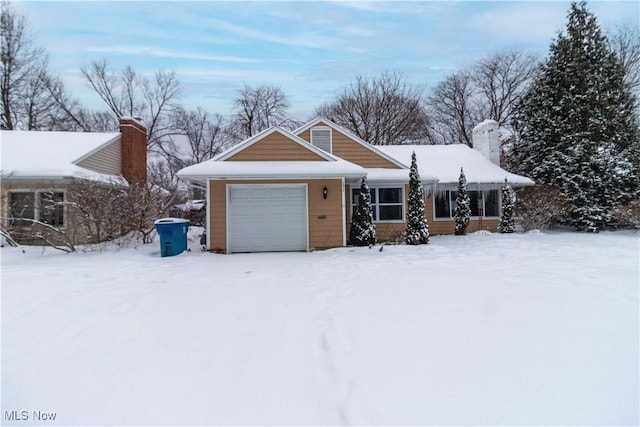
[39,191,65,226]
[484,190,500,217]
[434,189,500,219]
[7,190,65,227]
[352,187,404,222]
[9,192,35,227]
[310,127,332,153]
[435,191,453,218]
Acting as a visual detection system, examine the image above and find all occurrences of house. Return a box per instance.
[176,118,534,253]
[1,118,147,245]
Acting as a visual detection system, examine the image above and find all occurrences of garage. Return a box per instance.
[227,184,308,253]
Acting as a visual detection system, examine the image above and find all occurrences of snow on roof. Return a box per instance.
[378,144,534,186]
[177,160,367,180]
[365,168,437,183]
[1,130,121,180]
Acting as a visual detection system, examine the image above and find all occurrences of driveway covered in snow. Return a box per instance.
[2,231,638,426]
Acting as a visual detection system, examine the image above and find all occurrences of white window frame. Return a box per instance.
[310,127,332,153]
[351,185,405,223]
[433,188,501,221]
[6,189,67,228]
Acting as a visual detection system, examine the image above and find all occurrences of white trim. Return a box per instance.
[341,178,346,247]
[225,183,309,253]
[295,117,409,169]
[216,127,337,162]
[182,172,366,181]
[225,184,230,254]
[206,179,211,250]
[304,184,310,252]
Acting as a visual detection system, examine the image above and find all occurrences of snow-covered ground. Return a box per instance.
[2,230,638,426]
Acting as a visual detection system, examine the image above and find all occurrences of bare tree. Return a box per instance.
[426,70,480,146]
[1,0,54,130]
[472,49,539,126]
[228,84,290,140]
[426,49,539,146]
[0,1,113,131]
[40,73,115,131]
[81,59,182,151]
[164,107,228,168]
[315,70,428,145]
[608,22,640,97]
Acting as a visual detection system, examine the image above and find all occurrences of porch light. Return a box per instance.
[323,186,328,199]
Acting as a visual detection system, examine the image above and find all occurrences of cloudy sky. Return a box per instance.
[14,0,639,120]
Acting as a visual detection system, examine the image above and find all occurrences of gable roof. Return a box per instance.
[294,118,408,169]
[377,144,534,186]
[216,126,336,162]
[0,130,121,181]
[177,126,367,180]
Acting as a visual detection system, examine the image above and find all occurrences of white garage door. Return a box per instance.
[227,184,308,253]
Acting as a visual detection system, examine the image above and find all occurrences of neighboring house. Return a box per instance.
[0,118,147,245]
[177,118,534,253]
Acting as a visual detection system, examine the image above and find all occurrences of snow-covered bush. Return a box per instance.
[350,177,376,246]
[405,152,429,245]
[454,168,470,235]
[499,179,516,233]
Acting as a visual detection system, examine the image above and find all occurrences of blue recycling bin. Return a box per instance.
[154,218,189,257]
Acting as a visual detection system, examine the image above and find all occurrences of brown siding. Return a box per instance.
[208,179,344,252]
[297,121,401,169]
[227,132,326,161]
[76,139,121,176]
[425,194,500,235]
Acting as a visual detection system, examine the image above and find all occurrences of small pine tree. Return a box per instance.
[350,177,376,246]
[405,152,429,245]
[454,167,470,235]
[499,179,516,233]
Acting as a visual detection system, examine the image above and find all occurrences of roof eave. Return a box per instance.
[436,179,535,186]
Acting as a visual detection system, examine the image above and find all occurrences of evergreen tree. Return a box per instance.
[405,152,429,245]
[499,179,516,233]
[350,177,376,246]
[454,168,470,235]
[511,1,640,232]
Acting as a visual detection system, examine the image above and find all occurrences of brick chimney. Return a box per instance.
[119,117,147,184]
[472,119,500,166]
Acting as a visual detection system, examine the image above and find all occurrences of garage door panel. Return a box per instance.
[228,184,307,253]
